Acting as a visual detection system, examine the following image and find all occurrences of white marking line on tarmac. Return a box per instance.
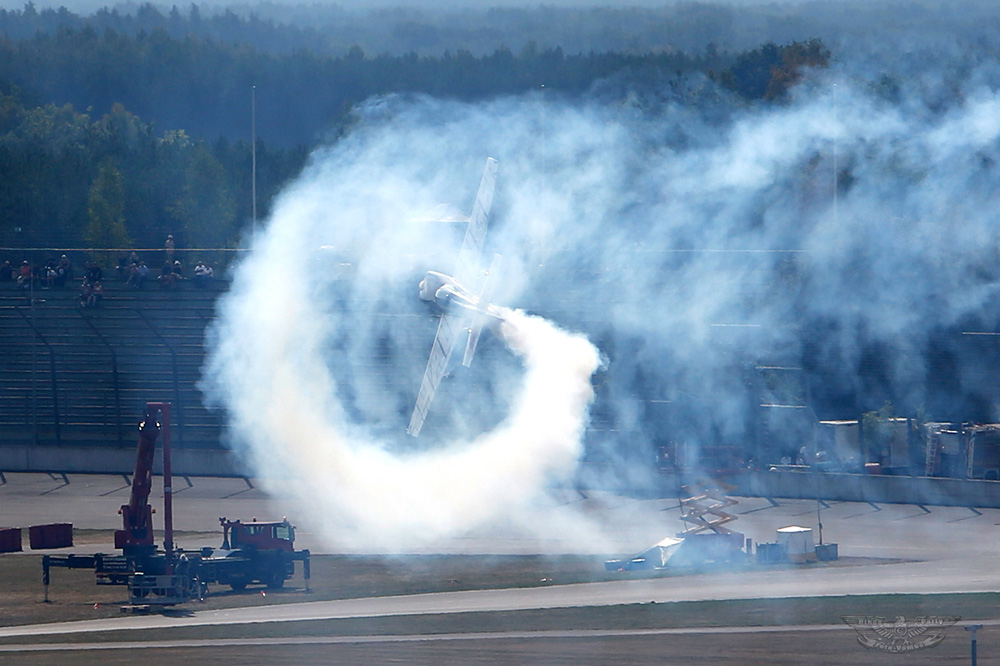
[0,624,885,652]
[4,619,999,652]
[4,568,999,641]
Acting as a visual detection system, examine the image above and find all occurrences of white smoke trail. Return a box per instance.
[204,169,602,547]
[204,43,1000,548]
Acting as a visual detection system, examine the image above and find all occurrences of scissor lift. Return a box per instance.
[678,479,739,534]
[674,479,745,564]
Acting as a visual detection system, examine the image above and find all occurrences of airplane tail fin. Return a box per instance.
[463,254,502,367]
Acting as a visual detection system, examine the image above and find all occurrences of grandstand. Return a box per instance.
[4,248,1000,483]
[0,263,231,473]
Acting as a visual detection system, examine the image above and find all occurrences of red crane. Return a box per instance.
[42,401,308,605]
[113,403,174,568]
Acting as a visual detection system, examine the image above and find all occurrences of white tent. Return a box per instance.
[777,525,816,563]
[616,535,685,570]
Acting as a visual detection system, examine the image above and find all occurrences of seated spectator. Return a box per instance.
[84,261,103,283]
[90,280,104,307]
[17,260,31,290]
[125,260,144,288]
[54,254,71,288]
[137,261,149,287]
[79,278,93,307]
[42,263,57,289]
[117,251,140,280]
[193,261,214,289]
[125,261,138,287]
[158,261,178,289]
[0,260,12,281]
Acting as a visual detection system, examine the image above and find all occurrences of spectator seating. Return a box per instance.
[0,277,225,451]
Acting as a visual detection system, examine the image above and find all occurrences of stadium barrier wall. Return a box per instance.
[0,444,245,477]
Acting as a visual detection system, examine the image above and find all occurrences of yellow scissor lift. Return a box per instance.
[605,479,746,571]
[673,479,745,565]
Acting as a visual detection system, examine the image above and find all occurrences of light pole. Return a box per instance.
[965,624,983,666]
[251,84,257,246]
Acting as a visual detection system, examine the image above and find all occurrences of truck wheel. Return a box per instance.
[229,580,247,591]
[266,570,285,589]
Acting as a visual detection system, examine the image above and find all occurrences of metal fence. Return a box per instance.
[0,247,249,280]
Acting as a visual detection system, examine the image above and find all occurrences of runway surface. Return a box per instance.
[3,471,997,557]
[0,554,997,638]
[17,620,1000,652]
[2,472,998,654]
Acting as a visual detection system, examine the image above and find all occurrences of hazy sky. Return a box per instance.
[15,0,817,11]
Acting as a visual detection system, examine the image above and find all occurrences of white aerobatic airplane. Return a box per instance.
[407,157,503,437]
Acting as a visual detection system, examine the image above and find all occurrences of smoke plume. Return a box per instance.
[204,42,1000,548]
[202,115,608,547]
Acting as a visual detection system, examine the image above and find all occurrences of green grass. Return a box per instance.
[1,550,619,627]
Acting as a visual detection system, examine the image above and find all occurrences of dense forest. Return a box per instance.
[0,92,307,250]
[0,3,829,250]
[10,1,1000,59]
[0,3,847,147]
[0,27,721,146]
[5,2,1000,457]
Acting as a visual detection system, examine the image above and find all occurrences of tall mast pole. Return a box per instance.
[158,402,174,569]
[251,85,258,245]
[832,83,838,228]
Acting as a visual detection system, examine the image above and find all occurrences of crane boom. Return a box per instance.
[113,405,162,555]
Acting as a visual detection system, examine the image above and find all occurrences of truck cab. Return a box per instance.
[223,518,295,552]
[213,517,306,590]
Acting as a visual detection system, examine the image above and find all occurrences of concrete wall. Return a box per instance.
[0,445,246,477]
[6,451,1000,506]
[575,463,1000,508]
[739,470,1000,508]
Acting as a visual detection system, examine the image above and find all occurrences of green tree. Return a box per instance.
[862,401,896,464]
[765,38,830,100]
[171,145,237,248]
[85,159,131,250]
[717,39,830,101]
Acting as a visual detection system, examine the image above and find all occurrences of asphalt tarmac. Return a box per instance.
[3,471,998,559]
[1,472,998,662]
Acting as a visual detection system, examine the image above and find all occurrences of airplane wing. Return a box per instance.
[453,157,498,290]
[407,158,498,437]
[462,253,502,367]
[407,310,467,437]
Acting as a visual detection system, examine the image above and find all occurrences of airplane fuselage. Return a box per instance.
[418,270,502,322]
[419,271,475,311]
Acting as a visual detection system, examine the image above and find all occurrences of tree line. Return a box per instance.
[5,1,996,61]
[0,25,728,147]
[0,2,806,58]
[0,91,307,251]
[0,5,829,147]
[0,3,829,253]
